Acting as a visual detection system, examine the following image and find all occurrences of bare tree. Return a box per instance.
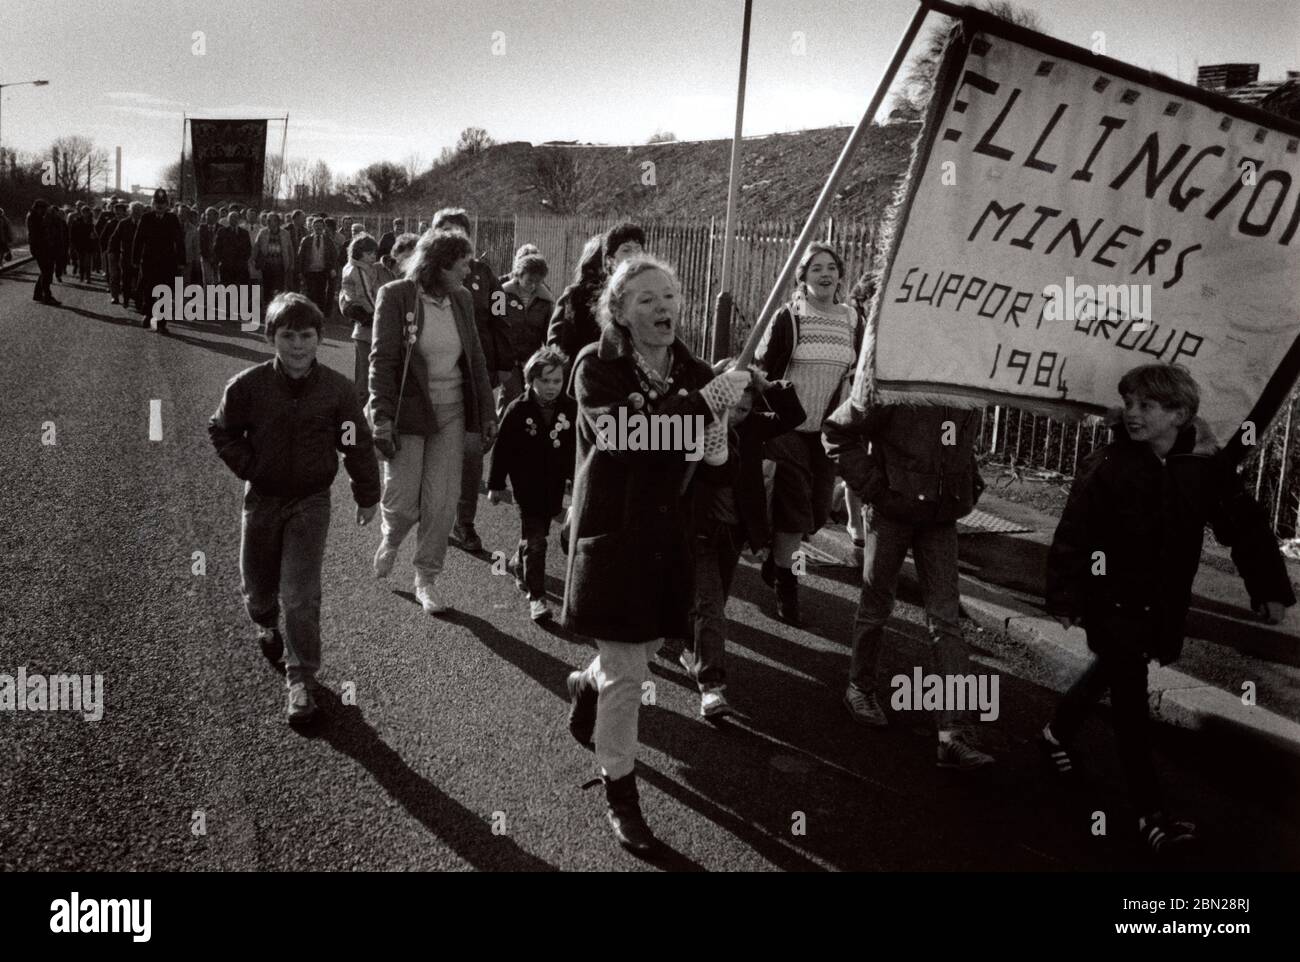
[49,135,109,195]
[306,159,333,202]
[343,161,409,208]
[402,151,427,183]
[263,152,284,203]
[646,130,677,144]
[282,157,312,200]
[159,157,196,199]
[894,1,1043,121]
[455,126,494,157]
[532,150,581,214]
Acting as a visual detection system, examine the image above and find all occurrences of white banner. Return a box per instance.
[862,19,1300,445]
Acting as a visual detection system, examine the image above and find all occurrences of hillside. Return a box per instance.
[411,123,920,222]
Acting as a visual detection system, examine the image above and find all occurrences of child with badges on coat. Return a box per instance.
[487,345,578,622]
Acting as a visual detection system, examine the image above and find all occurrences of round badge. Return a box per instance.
[471,282,480,291]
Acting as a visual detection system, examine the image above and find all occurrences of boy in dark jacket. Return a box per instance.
[209,293,381,725]
[823,398,993,770]
[684,362,805,718]
[1044,363,1293,855]
[487,346,577,622]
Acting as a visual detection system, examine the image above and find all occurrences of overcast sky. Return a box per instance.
[2,0,1298,190]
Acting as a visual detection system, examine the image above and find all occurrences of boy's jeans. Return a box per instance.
[686,520,743,691]
[1053,609,1161,815]
[515,511,550,600]
[848,512,972,729]
[240,487,332,686]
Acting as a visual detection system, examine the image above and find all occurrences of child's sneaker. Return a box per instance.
[415,582,447,614]
[843,683,888,727]
[506,555,526,594]
[1139,812,1198,856]
[373,541,398,579]
[700,688,734,719]
[937,731,995,770]
[529,598,551,622]
[286,682,317,725]
[1039,723,1076,776]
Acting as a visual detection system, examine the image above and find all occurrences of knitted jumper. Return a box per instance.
[782,297,856,432]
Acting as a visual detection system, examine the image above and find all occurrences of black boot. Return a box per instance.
[761,551,776,587]
[603,772,658,855]
[566,670,597,749]
[775,567,801,627]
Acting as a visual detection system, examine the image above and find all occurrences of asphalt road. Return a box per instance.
[1,261,1297,872]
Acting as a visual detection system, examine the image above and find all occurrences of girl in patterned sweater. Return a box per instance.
[754,242,863,625]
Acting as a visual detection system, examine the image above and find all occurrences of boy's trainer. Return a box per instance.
[843,683,888,727]
[937,732,994,770]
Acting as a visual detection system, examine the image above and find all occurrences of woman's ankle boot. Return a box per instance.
[604,773,657,855]
[775,567,802,627]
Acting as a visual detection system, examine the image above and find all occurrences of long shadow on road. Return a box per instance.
[303,685,558,872]
[165,329,276,365]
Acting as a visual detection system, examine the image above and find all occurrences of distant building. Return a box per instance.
[1197,63,1259,91]
[1199,63,1300,124]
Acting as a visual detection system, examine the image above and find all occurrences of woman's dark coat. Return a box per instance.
[562,326,715,643]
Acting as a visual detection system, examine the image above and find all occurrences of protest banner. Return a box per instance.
[190,119,268,208]
[855,6,1300,455]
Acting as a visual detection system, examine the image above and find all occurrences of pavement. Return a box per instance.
[1,258,1298,872]
[1,247,33,272]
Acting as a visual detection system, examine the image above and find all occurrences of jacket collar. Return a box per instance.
[502,278,552,305]
[272,356,320,387]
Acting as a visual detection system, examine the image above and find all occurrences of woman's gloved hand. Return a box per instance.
[703,411,730,466]
[699,369,750,419]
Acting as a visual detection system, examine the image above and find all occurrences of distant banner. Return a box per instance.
[190,119,267,206]
[857,10,1300,448]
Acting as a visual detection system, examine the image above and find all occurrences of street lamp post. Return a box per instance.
[0,79,51,181]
